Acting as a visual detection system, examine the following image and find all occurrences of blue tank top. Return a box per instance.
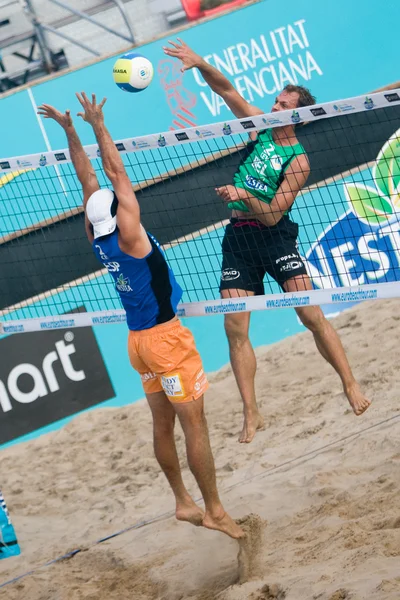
[92,230,183,331]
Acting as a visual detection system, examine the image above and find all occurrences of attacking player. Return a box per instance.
[164,40,371,443]
[37,94,244,540]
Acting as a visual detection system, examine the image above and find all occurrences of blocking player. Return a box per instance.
[37,95,244,539]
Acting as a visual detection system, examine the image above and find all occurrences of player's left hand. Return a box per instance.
[215,185,244,203]
[76,92,107,125]
[37,104,73,129]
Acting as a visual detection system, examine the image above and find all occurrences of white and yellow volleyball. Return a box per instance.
[112,52,154,93]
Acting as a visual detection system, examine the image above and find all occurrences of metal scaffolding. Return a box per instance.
[0,0,135,92]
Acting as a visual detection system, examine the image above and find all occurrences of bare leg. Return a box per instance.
[146,391,204,525]
[222,290,264,443]
[284,276,371,416]
[174,396,244,539]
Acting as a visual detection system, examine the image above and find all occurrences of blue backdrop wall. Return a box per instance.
[1,0,399,160]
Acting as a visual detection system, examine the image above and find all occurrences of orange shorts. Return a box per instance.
[127,319,209,403]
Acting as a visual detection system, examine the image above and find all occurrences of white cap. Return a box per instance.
[86,188,118,239]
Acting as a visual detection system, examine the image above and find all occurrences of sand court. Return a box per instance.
[0,299,399,599]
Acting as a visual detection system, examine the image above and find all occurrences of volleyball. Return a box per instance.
[112,52,154,93]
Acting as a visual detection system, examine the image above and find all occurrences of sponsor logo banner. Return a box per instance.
[310,107,327,116]
[385,92,400,103]
[0,308,115,444]
[240,120,256,129]
[306,126,400,291]
[175,132,189,141]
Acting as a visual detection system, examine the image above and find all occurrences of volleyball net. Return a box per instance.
[0,88,400,333]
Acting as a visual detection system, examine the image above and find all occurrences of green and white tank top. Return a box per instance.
[229,128,305,212]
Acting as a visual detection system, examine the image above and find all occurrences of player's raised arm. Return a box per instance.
[76,92,147,253]
[37,103,100,242]
[163,39,263,119]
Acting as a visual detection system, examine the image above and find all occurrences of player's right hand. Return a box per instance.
[163,38,202,72]
[76,92,107,126]
[37,104,73,129]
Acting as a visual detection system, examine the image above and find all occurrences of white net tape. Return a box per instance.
[0,89,399,171]
[1,282,397,334]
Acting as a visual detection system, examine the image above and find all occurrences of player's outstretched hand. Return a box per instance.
[37,104,73,129]
[76,92,107,126]
[163,38,202,72]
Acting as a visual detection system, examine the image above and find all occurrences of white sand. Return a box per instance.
[0,299,399,600]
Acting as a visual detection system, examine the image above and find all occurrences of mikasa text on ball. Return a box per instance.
[113,52,154,93]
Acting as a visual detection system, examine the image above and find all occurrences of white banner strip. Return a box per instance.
[0,89,399,173]
[1,282,399,334]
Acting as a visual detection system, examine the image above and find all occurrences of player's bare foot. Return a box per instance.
[345,382,371,416]
[176,498,204,526]
[202,508,245,539]
[239,411,265,443]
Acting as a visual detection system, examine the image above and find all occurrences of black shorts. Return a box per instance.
[219,217,308,295]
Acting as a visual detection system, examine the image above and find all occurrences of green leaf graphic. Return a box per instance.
[345,183,393,224]
[373,128,400,198]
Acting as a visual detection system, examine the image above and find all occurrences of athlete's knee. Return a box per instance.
[180,412,209,452]
[224,313,250,346]
[175,396,207,430]
[183,410,207,438]
[153,410,176,436]
[296,305,325,332]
